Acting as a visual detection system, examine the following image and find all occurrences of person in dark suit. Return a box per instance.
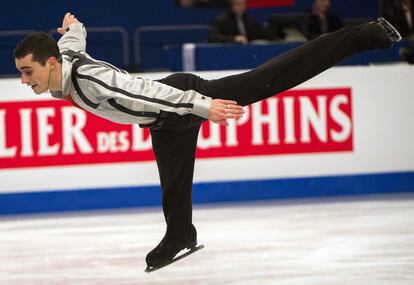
[380,0,414,38]
[208,0,265,43]
[306,0,343,40]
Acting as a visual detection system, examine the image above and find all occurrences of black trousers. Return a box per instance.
[149,23,379,245]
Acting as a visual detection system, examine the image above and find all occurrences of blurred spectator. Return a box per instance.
[381,0,414,64]
[176,0,227,8]
[380,0,414,38]
[208,0,265,43]
[305,0,343,40]
[177,0,195,7]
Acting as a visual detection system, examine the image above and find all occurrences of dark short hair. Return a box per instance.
[14,32,60,66]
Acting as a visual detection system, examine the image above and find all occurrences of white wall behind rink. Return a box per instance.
[1,64,414,194]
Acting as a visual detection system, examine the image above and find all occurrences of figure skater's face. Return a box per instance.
[15,54,56,94]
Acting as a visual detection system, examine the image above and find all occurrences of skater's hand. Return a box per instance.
[58,12,81,35]
[234,35,248,44]
[208,99,245,126]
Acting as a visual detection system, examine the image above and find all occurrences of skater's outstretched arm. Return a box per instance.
[57,12,86,53]
[56,13,245,126]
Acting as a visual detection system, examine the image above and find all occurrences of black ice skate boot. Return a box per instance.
[145,225,197,268]
[361,17,402,50]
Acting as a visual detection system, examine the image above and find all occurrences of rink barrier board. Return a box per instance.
[0,171,413,215]
[1,65,414,215]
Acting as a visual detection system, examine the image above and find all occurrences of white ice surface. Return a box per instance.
[0,195,413,285]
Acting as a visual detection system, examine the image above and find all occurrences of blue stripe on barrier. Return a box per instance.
[1,171,413,216]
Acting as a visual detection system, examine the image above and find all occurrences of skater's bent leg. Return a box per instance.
[200,22,390,106]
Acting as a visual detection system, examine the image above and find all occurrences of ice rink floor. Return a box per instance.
[0,194,413,285]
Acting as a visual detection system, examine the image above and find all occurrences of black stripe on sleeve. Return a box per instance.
[107,99,159,118]
[74,72,194,109]
[71,72,100,109]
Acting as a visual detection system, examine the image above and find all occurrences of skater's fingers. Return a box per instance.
[217,107,243,118]
[219,100,241,108]
[225,104,243,109]
[226,113,243,119]
[209,99,243,125]
[224,105,244,115]
[60,12,80,31]
[211,99,241,108]
[212,118,226,126]
[226,107,245,114]
[217,99,238,105]
[63,12,71,25]
[58,12,73,34]
[67,14,80,25]
[219,119,229,126]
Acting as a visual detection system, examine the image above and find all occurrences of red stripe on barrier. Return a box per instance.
[247,0,295,8]
[0,88,353,169]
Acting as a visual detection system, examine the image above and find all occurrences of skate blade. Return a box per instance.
[145,244,205,273]
[377,17,402,42]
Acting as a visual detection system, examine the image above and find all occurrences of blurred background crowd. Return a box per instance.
[0,0,413,76]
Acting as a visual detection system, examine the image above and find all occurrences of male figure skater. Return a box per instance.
[14,12,401,269]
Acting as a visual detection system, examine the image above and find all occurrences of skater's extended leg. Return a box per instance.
[199,19,399,106]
